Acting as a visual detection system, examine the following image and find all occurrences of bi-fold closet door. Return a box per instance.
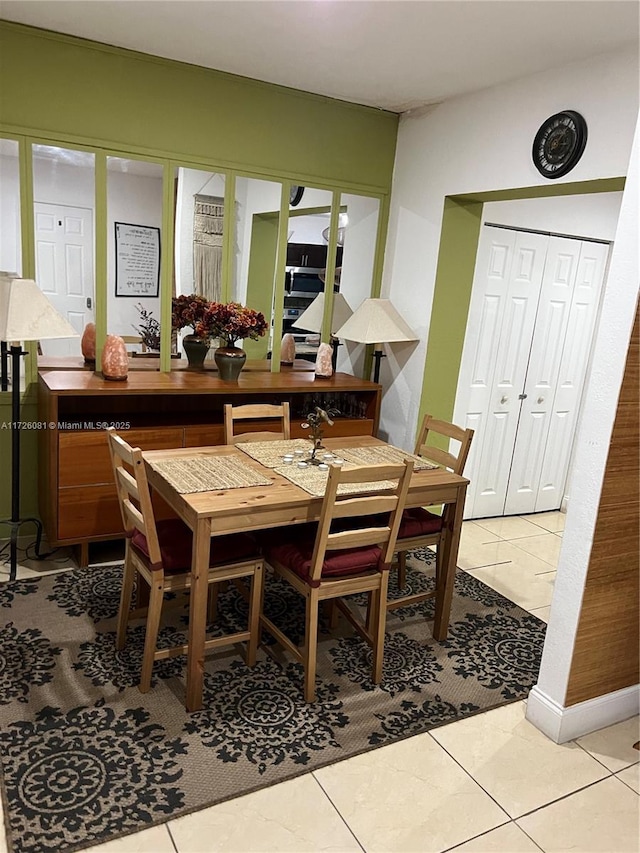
[456,225,609,519]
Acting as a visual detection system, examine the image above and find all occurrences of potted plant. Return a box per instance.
[171,294,213,368]
[132,303,161,353]
[200,302,268,380]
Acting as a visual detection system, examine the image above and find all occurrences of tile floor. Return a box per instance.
[1,511,638,853]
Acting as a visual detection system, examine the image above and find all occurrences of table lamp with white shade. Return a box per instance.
[0,274,79,580]
[334,297,418,383]
[291,291,353,370]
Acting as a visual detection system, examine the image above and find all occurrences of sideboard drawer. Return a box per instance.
[59,428,185,487]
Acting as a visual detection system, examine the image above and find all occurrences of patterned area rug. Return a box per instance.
[0,550,546,853]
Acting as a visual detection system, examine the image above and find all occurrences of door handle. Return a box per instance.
[500,395,508,404]
[86,297,92,309]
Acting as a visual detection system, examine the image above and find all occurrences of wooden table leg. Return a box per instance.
[185,516,211,712]
[433,484,467,641]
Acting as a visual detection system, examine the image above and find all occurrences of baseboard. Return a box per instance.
[526,683,640,743]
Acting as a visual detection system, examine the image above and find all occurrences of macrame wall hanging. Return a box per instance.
[193,194,224,301]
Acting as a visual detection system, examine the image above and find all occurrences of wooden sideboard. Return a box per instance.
[38,369,381,563]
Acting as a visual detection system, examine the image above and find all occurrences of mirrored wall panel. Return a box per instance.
[334,192,380,374]
[236,176,284,359]
[283,186,334,363]
[107,156,163,359]
[32,144,95,356]
[0,138,22,277]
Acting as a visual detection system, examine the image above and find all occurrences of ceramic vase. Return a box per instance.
[101,335,128,381]
[182,334,210,369]
[214,345,247,381]
[81,322,96,363]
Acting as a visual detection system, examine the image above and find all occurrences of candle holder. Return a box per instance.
[300,406,340,464]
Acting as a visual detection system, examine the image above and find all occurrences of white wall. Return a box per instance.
[383,47,639,451]
[386,47,639,740]
[527,116,640,741]
[106,169,163,339]
[483,192,622,241]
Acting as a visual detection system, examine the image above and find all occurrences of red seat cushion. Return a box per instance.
[265,536,383,586]
[397,507,443,540]
[131,518,258,574]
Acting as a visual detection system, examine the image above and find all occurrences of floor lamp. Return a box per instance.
[292,291,353,372]
[0,275,78,581]
[333,298,418,383]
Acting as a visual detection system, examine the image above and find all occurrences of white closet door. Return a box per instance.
[459,227,549,518]
[532,240,609,511]
[504,237,581,515]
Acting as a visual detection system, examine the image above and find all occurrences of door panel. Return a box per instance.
[462,228,549,518]
[34,202,94,356]
[456,224,609,520]
[533,241,609,511]
[505,237,581,514]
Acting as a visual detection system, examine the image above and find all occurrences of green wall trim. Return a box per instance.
[452,177,625,203]
[417,177,627,442]
[419,198,483,426]
[0,22,398,193]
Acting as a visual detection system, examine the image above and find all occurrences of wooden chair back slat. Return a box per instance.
[224,402,291,444]
[309,460,412,582]
[414,414,474,475]
[107,427,162,566]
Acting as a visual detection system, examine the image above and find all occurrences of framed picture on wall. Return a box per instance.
[115,222,161,297]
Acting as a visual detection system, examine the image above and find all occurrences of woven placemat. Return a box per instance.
[149,455,273,494]
[236,438,314,468]
[274,463,396,498]
[336,444,438,471]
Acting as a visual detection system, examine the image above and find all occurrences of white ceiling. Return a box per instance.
[2,0,638,113]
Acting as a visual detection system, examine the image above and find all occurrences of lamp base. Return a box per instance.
[0,516,44,582]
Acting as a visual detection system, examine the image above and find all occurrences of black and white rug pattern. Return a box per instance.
[0,550,546,853]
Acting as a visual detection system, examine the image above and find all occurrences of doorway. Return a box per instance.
[34,201,94,357]
[454,224,610,519]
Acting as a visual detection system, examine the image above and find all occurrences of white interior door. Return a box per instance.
[456,227,549,518]
[34,202,94,356]
[518,239,609,512]
[455,225,609,519]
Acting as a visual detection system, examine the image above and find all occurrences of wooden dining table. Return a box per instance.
[143,435,469,711]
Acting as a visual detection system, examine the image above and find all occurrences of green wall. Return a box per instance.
[0,21,400,524]
[417,178,627,441]
[0,22,398,191]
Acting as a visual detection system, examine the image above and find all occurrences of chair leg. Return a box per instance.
[139,578,164,694]
[245,564,263,667]
[116,553,136,651]
[371,573,390,686]
[303,590,320,702]
[397,551,407,589]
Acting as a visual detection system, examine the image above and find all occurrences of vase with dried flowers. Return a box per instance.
[201,302,268,381]
[171,294,213,368]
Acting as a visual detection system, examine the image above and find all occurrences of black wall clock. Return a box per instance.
[532,111,587,179]
[289,185,305,206]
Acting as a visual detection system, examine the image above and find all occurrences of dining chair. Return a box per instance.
[224,402,291,444]
[387,414,474,617]
[107,428,264,693]
[260,459,413,702]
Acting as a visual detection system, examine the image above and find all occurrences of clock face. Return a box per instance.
[289,185,305,207]
[532,111,587,179]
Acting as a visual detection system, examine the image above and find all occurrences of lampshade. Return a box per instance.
[291,292,353,335]
[334,298,417,346]
[0,276,79,341]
